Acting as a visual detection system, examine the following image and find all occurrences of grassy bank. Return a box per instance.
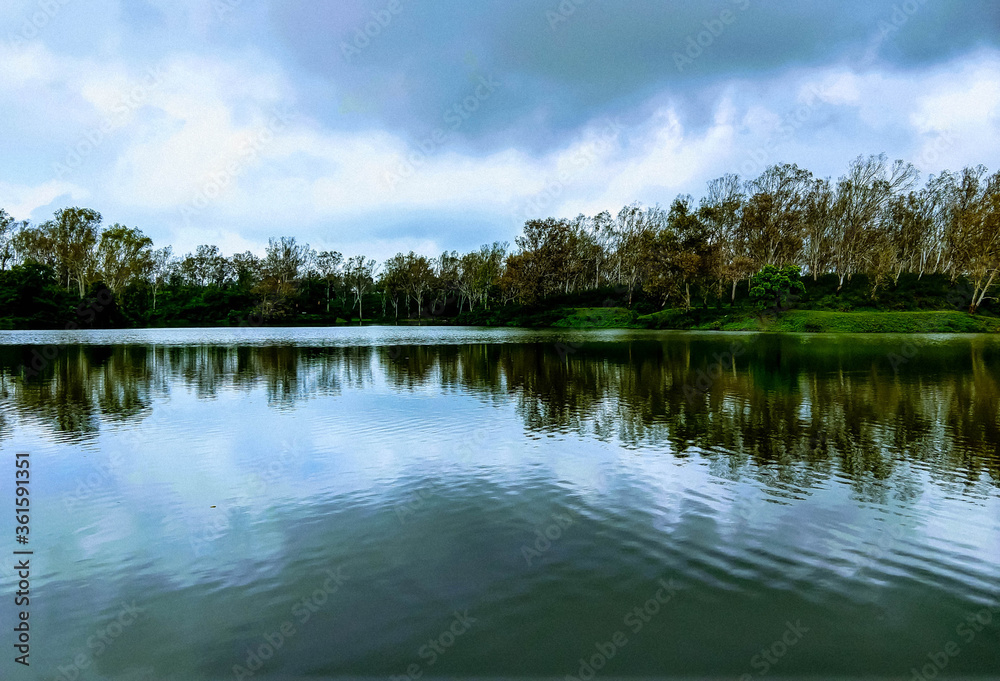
[447,274,1000,333]
[636,308,1000,333]
[454,305,1000,333]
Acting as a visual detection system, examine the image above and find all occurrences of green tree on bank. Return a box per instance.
[1,154,999,329]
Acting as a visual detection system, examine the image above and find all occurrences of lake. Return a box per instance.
[0,327,998,680]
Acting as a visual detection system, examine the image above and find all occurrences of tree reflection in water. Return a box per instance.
[1,335,997,494]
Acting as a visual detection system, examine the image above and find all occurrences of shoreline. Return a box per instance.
[2,309,999,334]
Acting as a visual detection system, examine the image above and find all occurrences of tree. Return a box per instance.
[404,252,435,318]
[741,164,812,269]
[942,167,1000,313]
[513,218,576,301]
[801,178,835,281]
[0,209,19,271]
[343,255,376,322]
[700,174,746,302]
[378,253,407,320]
[264,236,309,285]
[179,245,230,287]
[830,154,917,292]
[47,207,102,296]
[149,247,174,310]
[230,250,262,288]
[749,264,806,311]
[0,263,75,328]
[95,225,154,294]
[614,204,660,306]
[643,198,717,310]
[313,250,343,314]
[433,250,460,315]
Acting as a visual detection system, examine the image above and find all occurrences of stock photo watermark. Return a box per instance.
[674,0,752,72]
[53,65,166,180]
[908,601,1000,681]
[214,0,248,21]
[392,610,477,681]
[382,58,501,192]
[191,441,303,557]
[545,0,591,31]
[738,619,809,679]
[231,566,348,680]
[563,577,680,681]
[878,0,934,39]
[56,602,146,680]
[511,118,622,224]
[340,0,411,61]
[5,0,73,51]
[180,106,295,225]
[521,511,574,565]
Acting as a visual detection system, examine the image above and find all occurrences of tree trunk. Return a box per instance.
[970,270,998,314]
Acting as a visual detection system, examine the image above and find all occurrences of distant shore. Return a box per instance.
[5,308,998,334]
[535,307,1000,333]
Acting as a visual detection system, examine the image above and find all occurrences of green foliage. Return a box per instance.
[2,158,998,333]
[0,263,74,329]
[550,307,638,328]
[0,264,76,328]
[749,265,806,310]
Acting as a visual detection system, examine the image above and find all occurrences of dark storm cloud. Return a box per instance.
[266,0,1000,152]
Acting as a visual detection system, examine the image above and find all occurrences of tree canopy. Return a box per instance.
[2,154,999,328]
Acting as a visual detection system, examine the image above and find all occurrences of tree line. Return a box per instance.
[1,153,998,327]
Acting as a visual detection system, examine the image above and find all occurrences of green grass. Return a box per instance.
[443,275,1000,333]
[763,310,1000,333]
[550,307,638,328]
[635,309,1000,333]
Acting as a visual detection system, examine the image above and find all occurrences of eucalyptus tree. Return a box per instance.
[148,246,174,310]
[830,154,918,292]
[95,225,154,294]
[403,252,435,318]
[230,250,263,288]
[941,166,1000,313]
[12,223,57,270]
[179,245,229,287]
[502,218,573,303]
[700,174,746,301]
[433,251,460,314]
[800,178,835,281]
[40,207,102,295]
[378,253,408,319]
[460,241,506,311]
[613,204,663,306]
[0,209,18,271]
[312,250,343,313]
[668,196,718,309]
[264,236,309,285]
[456,251,480,313]
[883,190,935,280]
[741,163,812,269]
[343,255,376,321]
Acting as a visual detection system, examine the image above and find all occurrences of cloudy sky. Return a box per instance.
[2,0,998,261]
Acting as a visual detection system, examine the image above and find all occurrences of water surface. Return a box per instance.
[0,327,997,680]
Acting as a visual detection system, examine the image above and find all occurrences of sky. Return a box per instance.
[1,0,999,262]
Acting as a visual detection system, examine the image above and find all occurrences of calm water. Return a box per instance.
[0,327,998,680]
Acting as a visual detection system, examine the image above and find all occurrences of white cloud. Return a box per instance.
[0,179,89,220]
[3,19,1000,260]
